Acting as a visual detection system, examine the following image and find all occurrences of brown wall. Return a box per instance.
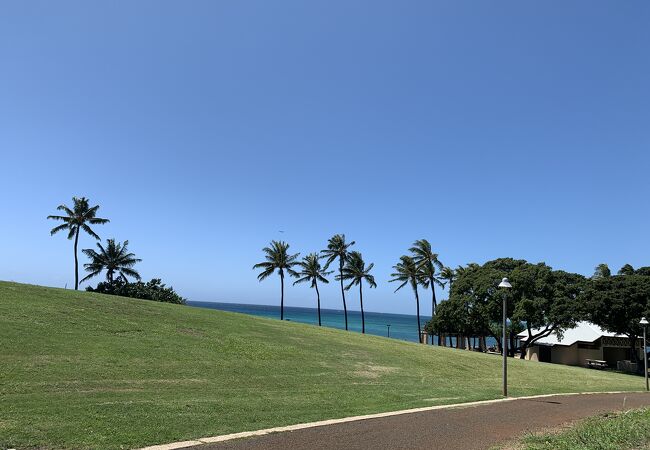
[525,344,603,367]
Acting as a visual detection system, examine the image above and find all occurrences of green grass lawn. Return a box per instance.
[510,408,650,450]
[0,281,645,449]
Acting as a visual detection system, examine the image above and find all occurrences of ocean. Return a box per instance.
[187,301,429,343]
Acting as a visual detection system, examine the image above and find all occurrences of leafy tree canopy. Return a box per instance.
[582,274,650,341]
[436,258,585,351]
[87,278,186,304]
[593,263,611,279]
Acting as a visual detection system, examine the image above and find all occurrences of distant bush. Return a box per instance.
[86,278,186,304]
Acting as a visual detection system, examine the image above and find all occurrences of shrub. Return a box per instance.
[86,278,186,304]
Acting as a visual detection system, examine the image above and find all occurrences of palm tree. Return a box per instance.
[253,241,300,320]
[390,255,423,341]
[81,239,141,283]
[294,253,332,326]
[322,234,355,331]
[410,239,444,317]
[47,197,110,290]
[338,251,376,334]
[439,266,456,293]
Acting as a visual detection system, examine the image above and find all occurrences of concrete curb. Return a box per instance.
[138,391,646,450]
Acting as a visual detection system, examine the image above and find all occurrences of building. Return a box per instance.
[518,321,643,368]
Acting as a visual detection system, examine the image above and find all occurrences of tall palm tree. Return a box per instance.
[410,239,444,317]
[338,251,376,334]
[322,234,355,331]
[294,253,332,326]
[390,255,423,341]
[253,240,300,320]
[81,239,141,283]
[47,197,109,290]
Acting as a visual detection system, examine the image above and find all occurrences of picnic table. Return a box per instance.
[586,359,608,369]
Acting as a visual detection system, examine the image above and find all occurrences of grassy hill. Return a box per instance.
[0,281,644,449]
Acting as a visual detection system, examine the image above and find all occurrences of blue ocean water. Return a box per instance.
[187,301,428,343]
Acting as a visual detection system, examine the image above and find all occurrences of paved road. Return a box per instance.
[189,393,650,450]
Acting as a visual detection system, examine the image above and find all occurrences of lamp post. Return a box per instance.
[498,277,512,397]
[641,317,649,392]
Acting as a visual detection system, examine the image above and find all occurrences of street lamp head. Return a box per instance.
[498,278,512,289]
[640,317,649,326]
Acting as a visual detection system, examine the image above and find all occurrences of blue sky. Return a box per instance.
[1,1,649,315]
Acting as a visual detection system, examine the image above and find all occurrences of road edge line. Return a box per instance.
[138,391,646,450]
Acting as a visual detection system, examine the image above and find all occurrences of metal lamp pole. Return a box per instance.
[499,278,512,397]
[641,317,649,392]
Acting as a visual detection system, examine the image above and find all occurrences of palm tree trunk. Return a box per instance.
[280,269,285,321]
[315,281,322,326]
[430,275,437,345]
[413,282,421,343]
[73,227,80,290]
[430,276,437,316]
[339,259,348,331]
[359,282,365,334]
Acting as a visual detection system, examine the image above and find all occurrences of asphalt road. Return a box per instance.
[188,392,650,450]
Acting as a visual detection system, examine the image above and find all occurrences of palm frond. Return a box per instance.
[56,205,74,216]
[257,267,275,281]
[81,223,101,240]
[392,279,408,292]
[293,276,312,285]
[49,223,70,236]
[119,267,141,281]
[80,269,102,283]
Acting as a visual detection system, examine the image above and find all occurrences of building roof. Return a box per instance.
[517,321,624,347]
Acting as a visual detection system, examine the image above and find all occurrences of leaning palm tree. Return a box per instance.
[294,253,332,326]
[390,255,423,341]
[410,239,444,317]
[81,239,141,283]
[48,197,109,290]
[338,251,376,334]
[253,241,300,320]
[322,234,355,330]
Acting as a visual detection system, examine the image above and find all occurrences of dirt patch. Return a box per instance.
[354,364,398,379]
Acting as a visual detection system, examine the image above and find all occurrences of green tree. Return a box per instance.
[294,253,332,326]
[583,274,650,363]
[409,239,444,318]
[593,263,611,279]
[338,251,376,334]
[446,258,585,357]
[87,278,186,304]
[390,255,424,341]
[618,264,635,276]
[48,197,110,290]
[513,267,586,358]
[636,267,650,276]
[322,234,355,331]
[81,239,141,283]
[253,241,299,320]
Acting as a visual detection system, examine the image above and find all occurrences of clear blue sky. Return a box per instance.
[1,1,648,315]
